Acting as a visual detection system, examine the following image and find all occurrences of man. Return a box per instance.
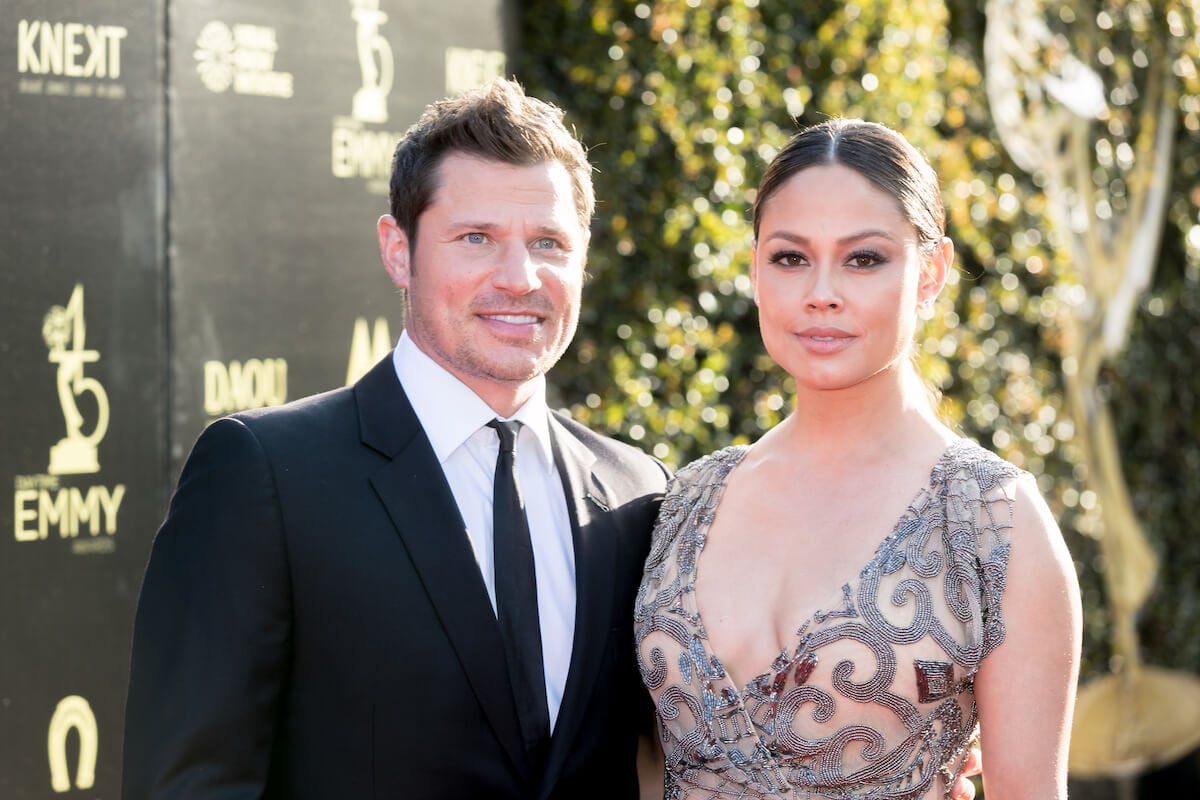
[123,78,667,799]
[123,78,981,799]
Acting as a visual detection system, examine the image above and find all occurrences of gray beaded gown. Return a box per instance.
[634,439,1020,799]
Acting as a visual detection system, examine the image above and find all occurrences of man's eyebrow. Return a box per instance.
[447,219,500,230]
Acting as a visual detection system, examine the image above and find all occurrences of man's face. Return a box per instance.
[378,153,589,413]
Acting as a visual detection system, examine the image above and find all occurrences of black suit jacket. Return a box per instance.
[123,357,669,799]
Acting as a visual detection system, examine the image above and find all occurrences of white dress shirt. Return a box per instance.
[392,332,576,729]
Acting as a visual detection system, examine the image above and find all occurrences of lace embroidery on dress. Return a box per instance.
[634,439,1019,800]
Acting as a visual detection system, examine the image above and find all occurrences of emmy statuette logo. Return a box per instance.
[329,3,506,193]
[351,0,393,124]
[43,284,109,476]
[332,1,402,192]
[47,695,98,792]
[13,284,126,552]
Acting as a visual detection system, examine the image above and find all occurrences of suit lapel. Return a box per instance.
[540,415,619,792]
[355,358,528,777]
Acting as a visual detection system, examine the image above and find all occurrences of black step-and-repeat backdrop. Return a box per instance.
[0,1,511,796]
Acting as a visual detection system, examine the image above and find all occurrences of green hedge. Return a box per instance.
[516,0,1200,685]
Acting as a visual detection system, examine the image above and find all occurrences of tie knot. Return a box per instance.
[487,419,522,454]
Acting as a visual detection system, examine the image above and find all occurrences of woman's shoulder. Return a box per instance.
[669,444,751,493]
[935,438,1065,559]
[645,445,749,566]
[643,448,744,578]
[936,437,1026,497]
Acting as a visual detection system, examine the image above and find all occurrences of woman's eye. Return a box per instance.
[770,252,805,267]
[849,251,885,268]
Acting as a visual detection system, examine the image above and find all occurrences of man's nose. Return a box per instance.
[492,243,542,294]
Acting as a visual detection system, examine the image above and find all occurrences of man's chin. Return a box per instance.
[476,354,560,386]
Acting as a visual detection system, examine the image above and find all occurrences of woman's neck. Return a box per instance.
[767,364,953,470]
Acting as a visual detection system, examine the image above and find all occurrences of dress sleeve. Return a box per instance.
[971,459,1019,661]
[641,448,736,576]
[641,464,697,575]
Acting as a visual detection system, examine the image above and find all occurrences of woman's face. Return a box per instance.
[751,163,949,395]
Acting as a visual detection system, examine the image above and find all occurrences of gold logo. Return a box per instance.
[193,21,235,92]
[205,358,289,418]
[329,6,504,193]
[16,19,128,99]
[351,0,393,124]
[47,695,97,793]
[194,20,294,98]
[14,284,126,552]
[43,284,109,476]
[346,317,393,385]
[332,2,401,193]
[444,46,506,97]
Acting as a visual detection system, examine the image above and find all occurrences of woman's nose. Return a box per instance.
[805,266,842,310]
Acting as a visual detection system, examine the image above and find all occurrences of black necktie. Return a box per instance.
[486,419,550,766]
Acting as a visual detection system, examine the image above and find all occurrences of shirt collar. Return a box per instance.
[393,331,554,467]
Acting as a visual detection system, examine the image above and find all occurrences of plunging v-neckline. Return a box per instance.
[687,440,962,697]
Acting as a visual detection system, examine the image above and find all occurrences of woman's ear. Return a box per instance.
[919,236,953,306]
[750,240,761,306]
[378,215,411,289]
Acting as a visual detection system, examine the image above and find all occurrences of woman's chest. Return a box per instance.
[636,516,987,762]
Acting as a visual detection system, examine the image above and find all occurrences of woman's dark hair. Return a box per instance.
[752,118,945,252]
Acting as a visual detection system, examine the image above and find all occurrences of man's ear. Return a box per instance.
[919,236,953,306]
[378,215,411,289]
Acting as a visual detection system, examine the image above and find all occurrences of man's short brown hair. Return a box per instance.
[388,78,595,244]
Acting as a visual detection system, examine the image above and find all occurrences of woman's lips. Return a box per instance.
[796,327,855,354]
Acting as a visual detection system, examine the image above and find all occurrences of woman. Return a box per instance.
[634,119,1081,799]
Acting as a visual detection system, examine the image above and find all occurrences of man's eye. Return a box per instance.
[532,237,559,250]
[464,232,487,244]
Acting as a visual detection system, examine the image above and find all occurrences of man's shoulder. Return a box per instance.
[230,384,357,435]
[549,409,670,482]
[225,355,401,438]
[187,385,362,467]
[550,408,639,456]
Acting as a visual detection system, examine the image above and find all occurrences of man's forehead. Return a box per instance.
[428,161,580,217]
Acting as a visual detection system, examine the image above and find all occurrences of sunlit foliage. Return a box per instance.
[516,0,1200,685]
